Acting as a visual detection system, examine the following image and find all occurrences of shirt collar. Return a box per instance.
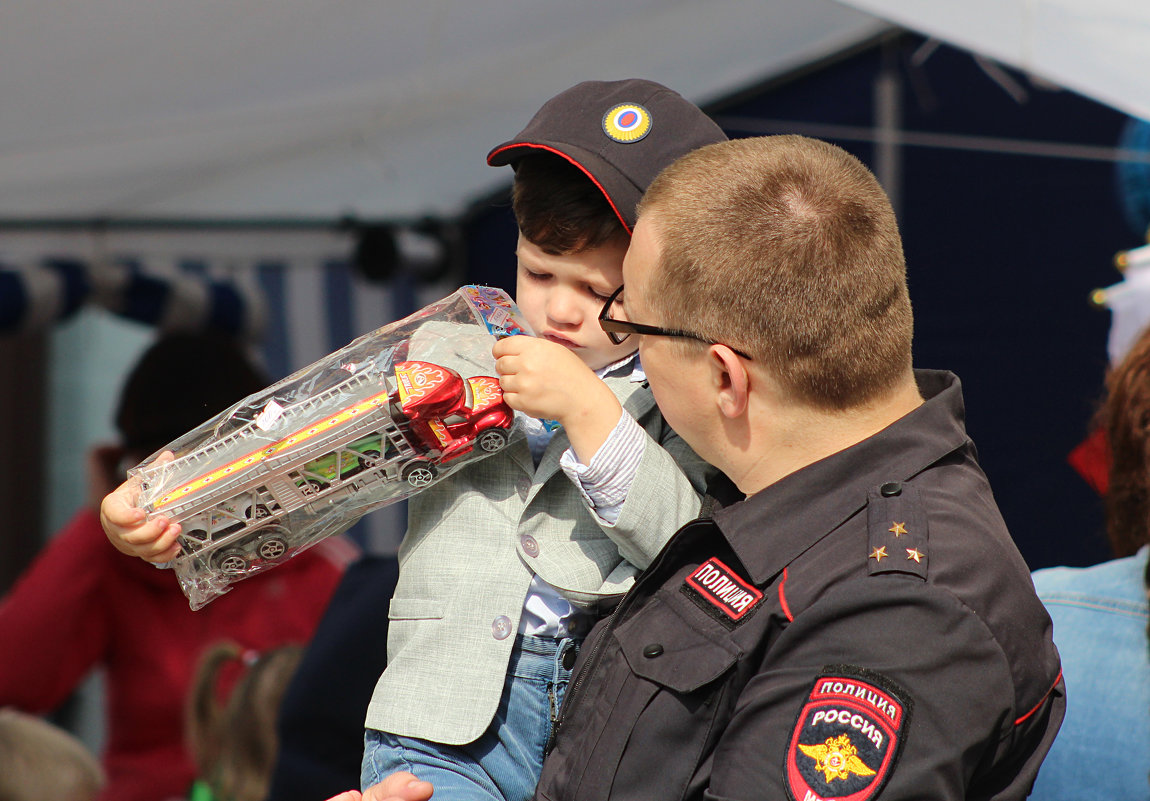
[711,370,972,584]
[596,350,645,383]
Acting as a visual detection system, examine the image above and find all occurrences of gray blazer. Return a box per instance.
[364,371,713,745]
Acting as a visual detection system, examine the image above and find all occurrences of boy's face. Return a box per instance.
[515,232,638,371]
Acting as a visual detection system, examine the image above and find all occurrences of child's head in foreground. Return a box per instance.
[0,708,105,801]
[487,78,726,370]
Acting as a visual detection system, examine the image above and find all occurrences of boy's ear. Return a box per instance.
[709,345,749,419]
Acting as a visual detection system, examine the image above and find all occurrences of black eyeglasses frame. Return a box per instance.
[597,286,752,361]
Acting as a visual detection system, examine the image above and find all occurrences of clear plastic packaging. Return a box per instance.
[131,285,533,608]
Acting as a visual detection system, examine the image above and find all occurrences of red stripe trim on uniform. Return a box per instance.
[486,143,632,235]
[779,567,793,622]
[1015,670,1063,726]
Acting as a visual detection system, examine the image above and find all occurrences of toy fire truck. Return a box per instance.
[132,285,532,608]
[143,361,513,577]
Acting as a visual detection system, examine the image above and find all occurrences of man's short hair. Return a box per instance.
[639,135,913,410]
[512,153,628,255]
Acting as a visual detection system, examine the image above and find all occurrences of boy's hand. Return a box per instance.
[100,451,182,563]
[493,336,623,464]
[324,772,433,801]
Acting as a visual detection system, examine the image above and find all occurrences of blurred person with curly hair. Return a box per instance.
[1030,324,1150,800]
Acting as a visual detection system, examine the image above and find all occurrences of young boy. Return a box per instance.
[102,79,726,801]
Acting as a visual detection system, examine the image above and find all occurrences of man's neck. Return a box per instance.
[729,375,924,496]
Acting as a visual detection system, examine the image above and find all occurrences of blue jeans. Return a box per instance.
[362,634,581,801]
[1029,550,1150,800]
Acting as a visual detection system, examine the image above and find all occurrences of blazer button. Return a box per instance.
[879,481,902,497]
[520,534,540,558]
[642,643,664,658]
[492,615,513,640]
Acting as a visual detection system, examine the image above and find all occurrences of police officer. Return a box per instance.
[349,135,1063,801]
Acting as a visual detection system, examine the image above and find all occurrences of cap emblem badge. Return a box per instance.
[602,103,652,143]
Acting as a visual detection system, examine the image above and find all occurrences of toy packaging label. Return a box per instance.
[132,285,534,609]
[461,284,531,338]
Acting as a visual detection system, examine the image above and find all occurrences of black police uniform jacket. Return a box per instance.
[535,370,1064,801]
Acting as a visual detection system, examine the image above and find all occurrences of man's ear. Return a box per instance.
[709,345,749,419]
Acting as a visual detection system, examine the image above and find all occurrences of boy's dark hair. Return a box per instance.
[511,153,627,255]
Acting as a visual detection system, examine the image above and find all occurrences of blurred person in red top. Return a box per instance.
[0,333,352,801]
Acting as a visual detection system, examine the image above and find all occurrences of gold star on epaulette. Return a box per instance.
[905,547,924,563]
[888,522,908,537]
[869,546,888,562]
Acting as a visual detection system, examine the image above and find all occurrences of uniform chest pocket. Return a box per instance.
[569,597,737,800]
[616,593,738,691]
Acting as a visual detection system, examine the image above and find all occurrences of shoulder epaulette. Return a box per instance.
[866,481,929,580]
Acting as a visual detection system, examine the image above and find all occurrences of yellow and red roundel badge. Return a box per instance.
[785,667,911,801]
[602,103,652,143]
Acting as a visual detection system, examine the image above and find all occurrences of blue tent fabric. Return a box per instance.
[1116,118,1150,240]
[0,257,261,337]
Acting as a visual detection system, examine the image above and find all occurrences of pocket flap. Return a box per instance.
[615,597,737,692]
[387,598,446,620]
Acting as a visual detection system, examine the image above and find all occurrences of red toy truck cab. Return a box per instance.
[392,361,514,462]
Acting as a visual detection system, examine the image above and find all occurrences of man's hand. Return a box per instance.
[325,772,433,801]
[493,336,622,464]
[99,451,182,562]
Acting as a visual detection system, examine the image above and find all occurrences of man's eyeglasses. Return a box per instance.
[597,286,752,360]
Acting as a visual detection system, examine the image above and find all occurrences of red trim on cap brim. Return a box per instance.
[486,142,632,236]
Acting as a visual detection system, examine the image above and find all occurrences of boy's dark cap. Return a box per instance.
[487,78,726,233]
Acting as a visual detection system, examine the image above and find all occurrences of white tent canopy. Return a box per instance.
[845,0,1150,123]
[0,0,888,223]
[5,1,1150,227]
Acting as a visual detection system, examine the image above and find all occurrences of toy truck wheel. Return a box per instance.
[247,503,270,520]
[212,550,250,576]
[358,449,381,469]
[184,527,209,543]
[401,460,437,488]
[477,429,508,453]
[256,535,288,562]
[299,480,324,496]
[179,528,208,557]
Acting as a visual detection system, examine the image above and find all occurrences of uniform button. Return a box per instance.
[492,615,512,640]
[562,647,577,670]
[520,534,540,558]
[879,482,902,497]
[642,643,664,658]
